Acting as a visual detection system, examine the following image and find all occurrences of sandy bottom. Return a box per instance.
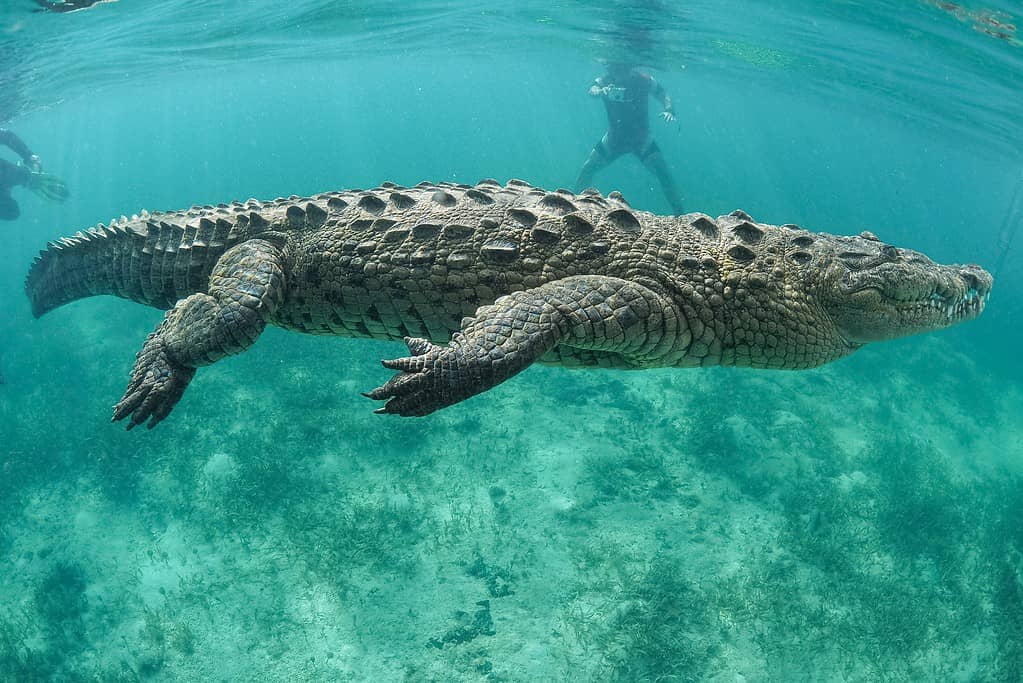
[1,309,1020,681]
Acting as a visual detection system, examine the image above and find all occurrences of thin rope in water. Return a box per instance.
[993,167,1023,279]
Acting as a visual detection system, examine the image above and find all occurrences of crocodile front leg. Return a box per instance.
[112,239,286,430]
[365,275,686,416]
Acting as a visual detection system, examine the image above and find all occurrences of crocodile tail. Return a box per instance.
[25,215,242,318]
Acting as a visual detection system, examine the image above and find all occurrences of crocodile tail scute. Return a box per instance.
[26,225,132,317]
[25,217,239,317]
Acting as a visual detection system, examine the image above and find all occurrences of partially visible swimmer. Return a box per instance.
[32,0,119,13]
[0,128,68,221]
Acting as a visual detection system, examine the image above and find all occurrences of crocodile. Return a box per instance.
[24,179,992,429]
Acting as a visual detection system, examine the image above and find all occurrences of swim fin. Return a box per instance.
[26,171,70,203]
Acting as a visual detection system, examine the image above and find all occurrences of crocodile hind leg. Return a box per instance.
[112,239,286,430]
[365,275,688,416]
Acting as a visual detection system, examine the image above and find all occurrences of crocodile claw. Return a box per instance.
[112,335,195,430]
[365,336,467,416]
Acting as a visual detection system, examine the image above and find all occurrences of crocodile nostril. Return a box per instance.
[960,270,981,290]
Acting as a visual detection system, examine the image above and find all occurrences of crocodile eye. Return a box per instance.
[791,251,812,265]
[881,245,898,260]
[838,250,872,270]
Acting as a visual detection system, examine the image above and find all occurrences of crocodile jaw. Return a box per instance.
[827,256,992,344]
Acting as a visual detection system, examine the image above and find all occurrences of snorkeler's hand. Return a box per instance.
[26,172,70,203]
[659,110,676,123]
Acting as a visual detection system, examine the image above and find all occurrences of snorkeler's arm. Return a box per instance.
[1,131,66,200]
[649,77,676,122]
[0,129,35,163]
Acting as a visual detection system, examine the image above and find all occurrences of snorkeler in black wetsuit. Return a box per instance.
[0,128,68,220]
[0,128,41,221]
[575,61,684,215]
[32,0,119,12]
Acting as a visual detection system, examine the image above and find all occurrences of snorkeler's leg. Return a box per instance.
[0,159,29,188]
[574,135,612,192]
[640,140,684,215]
[0,192,20,221]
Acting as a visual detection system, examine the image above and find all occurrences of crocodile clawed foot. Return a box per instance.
[364,336,465,417]
[112,335,196,430]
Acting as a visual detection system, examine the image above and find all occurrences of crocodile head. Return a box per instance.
[818,230,992,343]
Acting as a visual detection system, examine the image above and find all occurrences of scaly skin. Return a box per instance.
[24,179,992,428]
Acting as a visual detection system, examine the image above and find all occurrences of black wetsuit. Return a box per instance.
[575,68,684,215]
[0,128,34,221]
[596,70,662,158]
[33,0,117,12]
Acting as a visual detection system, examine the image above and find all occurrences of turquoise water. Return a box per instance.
[1,0,1022,680]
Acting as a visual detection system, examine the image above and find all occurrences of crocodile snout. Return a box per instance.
[958,265,993,298]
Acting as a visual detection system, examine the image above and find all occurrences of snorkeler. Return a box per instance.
[0,128,68,220]
[574,61,685,215]
[32,0,119,12]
